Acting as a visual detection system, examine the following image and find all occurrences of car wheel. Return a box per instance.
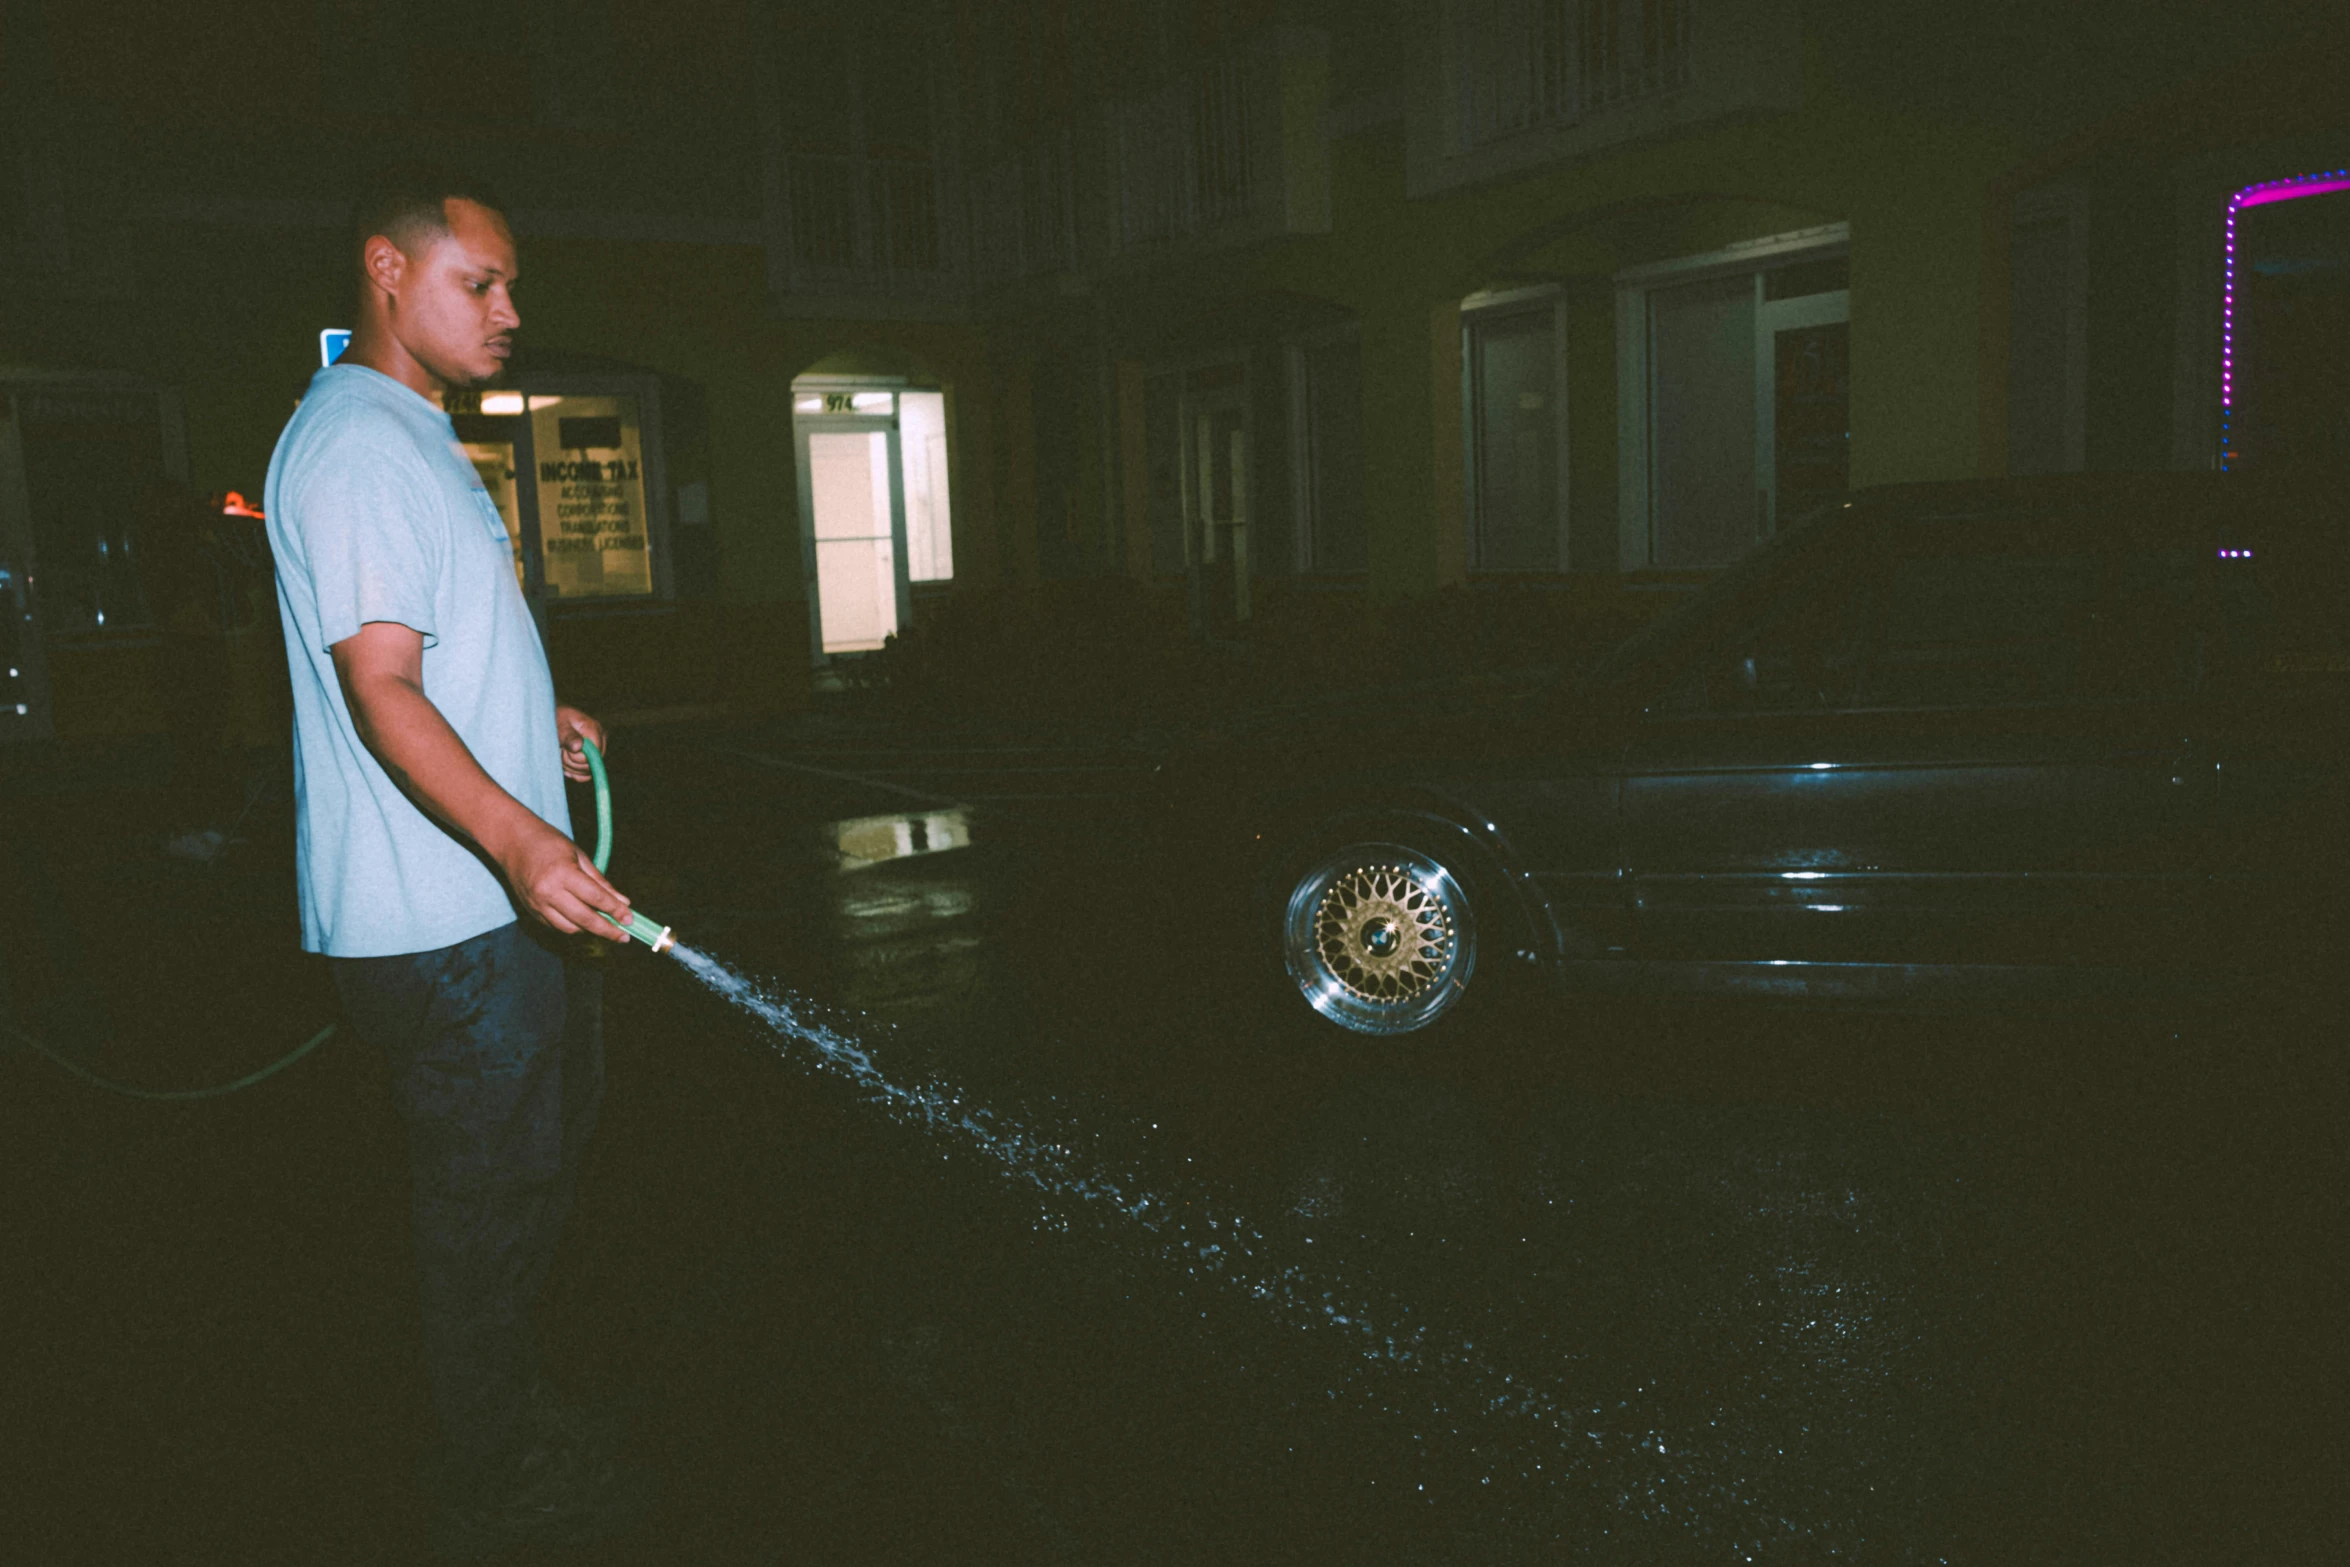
[1281,840,1480,1036]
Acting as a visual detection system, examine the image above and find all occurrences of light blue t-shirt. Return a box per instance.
[264,363,571,958]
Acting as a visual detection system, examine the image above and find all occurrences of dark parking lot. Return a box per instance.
[6,715,2344,1564]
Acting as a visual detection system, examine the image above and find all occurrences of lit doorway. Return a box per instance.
[793,379,953,660]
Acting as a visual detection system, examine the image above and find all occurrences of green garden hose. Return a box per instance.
[5,1017,340,1103]
[7,735,667,1099]
[579,737,674,954]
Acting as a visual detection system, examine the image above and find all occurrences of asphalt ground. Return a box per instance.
[4,714,2344,1563]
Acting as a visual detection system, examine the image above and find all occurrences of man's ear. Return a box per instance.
[361,234,408,301]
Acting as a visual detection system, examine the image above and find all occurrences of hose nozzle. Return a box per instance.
[608,907,675,955]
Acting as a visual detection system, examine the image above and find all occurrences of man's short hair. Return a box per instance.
[350,163,509,262]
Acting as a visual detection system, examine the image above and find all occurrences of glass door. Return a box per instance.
[1630,242,1850,568]
[796,414,906,657]
[1179,372,1251,635]
[1465,301,1566,570]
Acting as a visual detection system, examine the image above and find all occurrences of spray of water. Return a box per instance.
[667,940,1961,1560]
[667,943,1673,1494]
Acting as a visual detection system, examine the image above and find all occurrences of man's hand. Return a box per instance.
[332,622,635,942]
[555,704,606,783]
[493,813,635,940]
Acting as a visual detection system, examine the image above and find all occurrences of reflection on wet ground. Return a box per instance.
[6,721,2343,1563]
[828,808,973,872]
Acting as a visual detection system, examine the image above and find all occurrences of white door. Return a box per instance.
[797,416,907,658]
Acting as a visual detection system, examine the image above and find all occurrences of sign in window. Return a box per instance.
[529,394,652,599]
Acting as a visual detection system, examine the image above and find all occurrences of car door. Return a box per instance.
[1620,507,2215,985]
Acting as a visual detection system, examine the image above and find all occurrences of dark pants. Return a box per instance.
[330,921,604,1475]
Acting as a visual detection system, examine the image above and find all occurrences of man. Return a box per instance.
[263,165,651,1555]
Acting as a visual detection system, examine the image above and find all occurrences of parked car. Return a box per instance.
[1238,475,2350,1035]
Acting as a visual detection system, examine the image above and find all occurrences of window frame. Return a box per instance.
[1637,504,2221,721]
[1645,526,1889,720]
[0,372,190,645]
[1461,283,1571,573]
[1612,222,1849,574]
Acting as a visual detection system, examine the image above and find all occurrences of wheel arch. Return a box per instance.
[1257,787,1551,969]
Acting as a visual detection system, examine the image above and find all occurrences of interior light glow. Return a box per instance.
[2220,169,2350,470]
[479,392,526,415]
[794,396,823,413]
[830,808,973,871]
[850,391,894,412]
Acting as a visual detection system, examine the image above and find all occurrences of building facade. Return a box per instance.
[2,0,2341,752]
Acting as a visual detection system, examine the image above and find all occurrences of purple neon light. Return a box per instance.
[2221,168,2350,471]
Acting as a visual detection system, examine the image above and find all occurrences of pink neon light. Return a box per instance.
[2221,167,2350,470]
[2234,175,2350,211]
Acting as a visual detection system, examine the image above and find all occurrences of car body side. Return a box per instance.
[1234,476,2350,1020]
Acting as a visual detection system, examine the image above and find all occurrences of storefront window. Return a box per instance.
[7,386,171,634]
[529,393,654,599]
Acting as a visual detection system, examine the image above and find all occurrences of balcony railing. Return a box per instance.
[767,27,1328,309]
[1461,0,1694,149]
[774,151,954,302]
[969,130,1076,287]
[1107,42,1301,255]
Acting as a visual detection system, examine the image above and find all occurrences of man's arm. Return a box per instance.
[333,620,632,941]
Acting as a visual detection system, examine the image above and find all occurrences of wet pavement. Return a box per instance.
[4,716,2344,1563]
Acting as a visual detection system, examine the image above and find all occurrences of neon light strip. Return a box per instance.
[2221,168,2350,471]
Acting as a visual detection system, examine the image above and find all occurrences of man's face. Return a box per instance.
[388,198,520,390]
